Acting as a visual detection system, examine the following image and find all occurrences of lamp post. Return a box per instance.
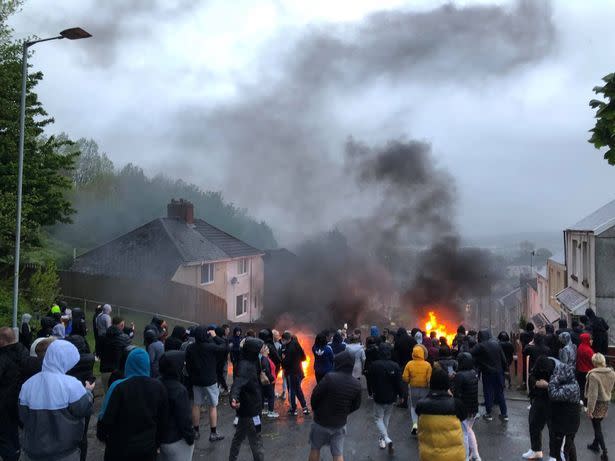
[11,27,92,331]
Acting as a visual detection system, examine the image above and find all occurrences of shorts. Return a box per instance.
[193,384,219,407]
[309,422,346,457]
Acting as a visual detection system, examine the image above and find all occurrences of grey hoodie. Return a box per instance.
[345,343,366,379]
[558,332,576,367]
[95,304,112,336]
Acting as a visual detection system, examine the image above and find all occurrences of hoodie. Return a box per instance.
[393,328,416,368]
[548,362,580,434]
[159,351,195,446]
[345,342,366,379]
[370,326,380,339]
[19,340,93,461]
[185,326,228,387]
[453,353,479,415]
[576,333,594,373]
[96,304,112,337]
[330,332,347,354]
[20,313,33,348]
[230,338,264,418]
[402,345,432,388]
[585,308,610,355]
[311,351,362,428]
[164,326,187,352]
[558,332,577,367]
[470,330,507,375]
[97,348,169,460]
[368,344,404,405]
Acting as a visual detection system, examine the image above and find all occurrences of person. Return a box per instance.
[19,314,33,350]
[572,320,584,344]
[452,325,466,352]
[364,335,380,397]
[393,327,415,408]
[402,344,432,435]
[165,326,188,352]
[548,362,581,461]
[556,319,578,345]
[522,355,556,460]
[96,304,112,338]
[435,345,457,379]
[313,333,335,383]
[520,322,535,388]
[415,368,467,461]
[19,340,94,461]
[23,337,55,381]
[497,331,514,389]
[0,327,30,461]
[281,332,310,416]
[97,348,168,461]
[185,325,228,441]
[229,337,265,461]
[558,331,577,368]
[99,316,132,391]
[576,332,594,405]
[426,337,440,364]
[586,353,615,460]
[145,329,164,379]
[345,334,366,382]
[524,333,550,384]
[369,343,403,453]
[544,324,560,358]
[260,341,278,418]
[453,352,481,461]
[309,350,362,461]
[272,329,286,399]
[586,308,610,355]
[144,316,167,339]
[158,351,195,461]
[215,326,230,394]
[92,305,103,358]
[330,331,347,355]
[414,331,429,359]
[230,326,243,376]
[470,330,508,422]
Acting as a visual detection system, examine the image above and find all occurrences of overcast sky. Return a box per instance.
[9,0,615,245]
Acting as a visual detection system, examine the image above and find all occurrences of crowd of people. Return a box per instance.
[0,302,614,461]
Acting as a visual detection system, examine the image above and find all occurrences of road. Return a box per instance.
[85,375,614,460]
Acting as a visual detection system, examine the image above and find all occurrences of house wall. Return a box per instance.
[225,256,264,323]
[527,284,540,319]
[565,230,596,309]
[547,259,566,312]
[537,273,548,315]
[172,262,228,299]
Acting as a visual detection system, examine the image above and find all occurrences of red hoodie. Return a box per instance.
[577,333,594,373]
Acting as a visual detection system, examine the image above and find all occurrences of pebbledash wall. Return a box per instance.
[171,256,264,323]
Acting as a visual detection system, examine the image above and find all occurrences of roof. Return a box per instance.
[531,304,560,329]
[568,199,615,235]
[555,287,589,314]
[499,287,521,308]
[548,251,565,266]
[71,217,263,280]
[537,267,547,279]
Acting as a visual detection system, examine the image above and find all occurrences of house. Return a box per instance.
[528,268,560,329]
[71,199,265,323]
[547,252,566,313]
[556,199,615,343]
[498,287,523,333]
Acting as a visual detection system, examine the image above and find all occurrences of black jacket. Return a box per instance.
[20,323,33,349]
[364,344,380,374]
[64,336,95,385]
[586,311,610,355]
[368,358,403,404]
[470,330,507,375]
[281,339,306,375]
[164,326,187,352]
[98,377,169,460]
[415,390,467,422]
[311,351,362,429]
[159,351,195,445]
[452,353,479,415]
[528,356,556,401]
[499,340,514,367]
[393,328,416,369]
[0,342,29,430]
[185,326,228,387]
[230,338,264,418]
[524,343,550,375]
[100,325,131,373]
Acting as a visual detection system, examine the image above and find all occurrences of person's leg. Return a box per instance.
[564,433,576,461]
[80,414,90,461]
[383,404,393,442]
[593,418,606,452]
[549,432,565,461]
[482,374,494,416]
[191,404,201,427]
[529,399,546,452]
[466,417,479,459]
[246,418,264,461]
[374,404,387,440]
[495,373,508,417]
[266,385,275,412]
[308,449,321,461]
[229,417,248,461]
[289,374,298,411]
[296,376,308,409]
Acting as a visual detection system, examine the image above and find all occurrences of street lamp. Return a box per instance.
[11,27,92,331]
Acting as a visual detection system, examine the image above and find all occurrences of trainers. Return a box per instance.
[499,414,509,422]
[411,424,417,436]
[378,437,386,449]
[302,407,311,415]
[209,433,224,443]
[387,441,394,454]
[522,450,543,459]
[267,411,279,418]
[288,409,298,416]
[482,414,493,422]
[262,409,269,415]
[280,392,287,400]
[588,443,600,453]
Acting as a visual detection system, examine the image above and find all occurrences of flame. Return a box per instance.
[423,311,456,345]
[295,333,312,377]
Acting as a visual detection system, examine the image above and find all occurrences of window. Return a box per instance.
[200,263,214,284]
[582,241,589,284]
[236,294,248,317]
[571,239,578,279]
[237,258,248,275]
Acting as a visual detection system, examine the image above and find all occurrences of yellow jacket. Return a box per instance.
[402,345,432,388]
[418,414,465,461]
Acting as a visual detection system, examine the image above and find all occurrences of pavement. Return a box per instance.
[85,376,615,461]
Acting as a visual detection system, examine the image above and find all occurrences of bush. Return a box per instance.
[28,261,60,314]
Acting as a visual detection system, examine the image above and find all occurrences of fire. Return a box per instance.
[423,311,456,345]
[295,333,312,377]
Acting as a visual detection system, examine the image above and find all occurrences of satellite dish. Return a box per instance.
[231,277,238,285]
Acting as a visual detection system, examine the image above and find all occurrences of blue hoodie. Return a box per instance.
[370,326,380,338]
[99,348,150,418]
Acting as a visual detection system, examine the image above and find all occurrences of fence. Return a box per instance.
[59,271,227,329]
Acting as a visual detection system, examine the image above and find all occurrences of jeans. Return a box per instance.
[262,384,275,412]
[482,372,507,417]
[550,433,576,461]
[288,374,307,411]
[576,371,587,404]
[229,417,264,461]
[529,397,550,451]
[373,403,393,443]
[408,387,429,425]
[462,416,479,460]
[591,418,606,452]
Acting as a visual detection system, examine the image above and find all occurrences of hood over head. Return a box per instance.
[439,345,451,358]
[525,322,535,332]
[457,352,474,371]
[457,325,466,334]
[430,368,450,391]
[194,325,210,343]
[370,326,380,337]
[215,326,225,337]
[478,330,492,342]
[414,331,423,344]
[585,308,596,319]
[412,344,426,361]
[259,329,272,343]
[125,348,150,378]
[332,332,344,343]
[21,313,32,325]
[102,304,111,314]
[52,324,65,339]
[233,326,242,336]
[160,351,185,379]
[545,324,555,334]
[171,326,187,340]
[396,327,408,338]
[552,361,576,384]
[242,337,264,361]
[378,343,393,360]
[580,333,591,346]
[558,319,568,329]
[534,334,545,347]
[559,331,571,345]
[497,331,510,342]
[144,328,159,345]
[334,350,355,373]
[42,339,80,374]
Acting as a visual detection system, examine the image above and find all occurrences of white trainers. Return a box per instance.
[261,409,268,415]
[522,450,543,459]
[378,437,386,449]
[267,411,279,418]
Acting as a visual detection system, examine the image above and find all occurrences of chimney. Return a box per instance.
[167,198,194,224]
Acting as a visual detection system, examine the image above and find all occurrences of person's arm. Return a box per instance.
[350,387,362,414]
[394,365,405,398]
[586,374,598,416]
[68,391,93,419]
[176,387,195,445]
[230,362,249,405]
[310,377,328,411]
[426,363,432,385]
[454,397,468,422]
[453,373,463,400]
[156,386,169,448]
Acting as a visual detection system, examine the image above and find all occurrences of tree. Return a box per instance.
[0,8,78,263]
[589,73,615,165]
[28,261,60,314]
